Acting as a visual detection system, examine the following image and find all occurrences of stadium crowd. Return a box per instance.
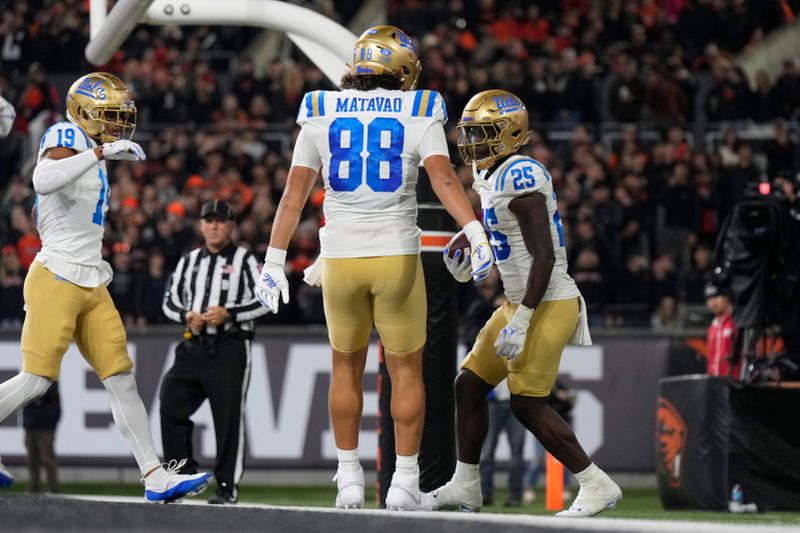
[1,0,799,329]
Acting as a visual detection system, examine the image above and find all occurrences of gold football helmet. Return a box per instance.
[351,25,421,91]
[457,89,530,170]
[66,72,136,143]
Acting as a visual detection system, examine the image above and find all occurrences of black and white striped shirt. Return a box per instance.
[163,242,269,334]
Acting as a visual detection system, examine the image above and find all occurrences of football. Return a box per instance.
[446,230,471,259]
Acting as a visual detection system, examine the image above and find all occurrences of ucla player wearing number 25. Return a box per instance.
[254,26,494,511]
[427,90,622,517]
[0,73,211,502]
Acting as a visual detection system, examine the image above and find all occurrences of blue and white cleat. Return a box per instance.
[143,459,211,504]
[0,462,14,489]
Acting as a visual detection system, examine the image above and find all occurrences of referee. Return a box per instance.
[160,200,270,505]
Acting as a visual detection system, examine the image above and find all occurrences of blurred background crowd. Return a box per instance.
[1,0,799,331]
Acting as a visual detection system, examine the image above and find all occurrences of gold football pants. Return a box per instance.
[21,261,132,380]
[321,255,426,355]
[461,298,579,397]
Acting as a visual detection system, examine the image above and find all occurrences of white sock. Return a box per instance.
[454,460,479,482]
[573,463,604,487]
[0,372,52,422]
[393,453,419,483]
[102,372,161,476]
[336,448,361,473]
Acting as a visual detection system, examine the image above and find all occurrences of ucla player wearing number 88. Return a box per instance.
[254,26,494,511]
[430,90,622,517]
[0,72,212,503]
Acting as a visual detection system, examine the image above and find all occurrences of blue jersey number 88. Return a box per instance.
[329,117,404,192]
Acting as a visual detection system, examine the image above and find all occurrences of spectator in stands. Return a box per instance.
[134,249,170,325]
[571,249,605,326]
[108,246,138,326]
[705,283,739,378]
[613,254,652,327]
[0,244,24,326]
[16,63,58,130]
[22,382,60,493]
[479,379,527,508]
[10,206,40,270]
[718,143,761,220]
[646,65,689,125]
[750,69,776,123]
[523,380,575,504]
[767,120,799,180]
[717,128,741,168]
[0,177,34,222]
[607,55,646,123]
[705,60,750,122]
[658,162,698,267]
[772,58,800,120]
[683,243,714,304]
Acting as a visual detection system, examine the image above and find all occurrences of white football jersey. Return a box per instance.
[478,154,579,304]
[291,88,450,257]
[34,121,112,287]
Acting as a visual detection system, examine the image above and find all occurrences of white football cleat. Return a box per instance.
[143,459,211,504]
[0,462,14,489]
[333,466,364,509]
[555,475,622,517]
[426,477,482,512]
[385,478,436,511]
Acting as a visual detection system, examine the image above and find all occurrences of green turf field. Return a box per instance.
[7,483,800,526]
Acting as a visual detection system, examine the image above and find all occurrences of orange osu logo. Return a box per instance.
[656,397,687,488]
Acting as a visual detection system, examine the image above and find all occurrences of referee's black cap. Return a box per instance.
[200,200,234,220]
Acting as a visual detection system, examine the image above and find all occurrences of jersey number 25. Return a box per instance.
[328,117,403,193]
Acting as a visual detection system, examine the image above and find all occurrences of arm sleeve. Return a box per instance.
[291,126,322,170]
[228,253,272,322]
[32,149,99,195]
[162,255,188,324]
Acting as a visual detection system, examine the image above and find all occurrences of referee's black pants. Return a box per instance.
[159,337,250,497]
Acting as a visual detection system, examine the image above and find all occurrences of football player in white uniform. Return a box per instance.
[254,26,494,510]
[428,90,622,516]
[0,73,211,503]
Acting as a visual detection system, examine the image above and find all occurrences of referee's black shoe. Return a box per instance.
[208,488,238,505]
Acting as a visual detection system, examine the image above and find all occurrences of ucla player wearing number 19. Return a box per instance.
[254,26,494,511]
[0,73,211,502]
[427,90,622,517]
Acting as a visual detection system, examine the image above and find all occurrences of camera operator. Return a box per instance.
[773,174,800,376]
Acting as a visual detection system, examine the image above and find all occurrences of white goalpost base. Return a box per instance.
[86,0,357,88]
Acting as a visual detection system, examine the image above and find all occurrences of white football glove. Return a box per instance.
[102,140,146,161]
[443,247,472,283]
[494,305,533,361]
[463,220,494,282]
[255,247,289,313]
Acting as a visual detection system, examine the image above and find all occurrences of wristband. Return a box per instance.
[463,220,487,246]
[510,304,534,327]
[265,246,287,266]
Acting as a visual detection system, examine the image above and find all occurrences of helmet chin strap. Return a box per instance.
[471,161,490,191]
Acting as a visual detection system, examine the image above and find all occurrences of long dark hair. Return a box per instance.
[340,72,403,91]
